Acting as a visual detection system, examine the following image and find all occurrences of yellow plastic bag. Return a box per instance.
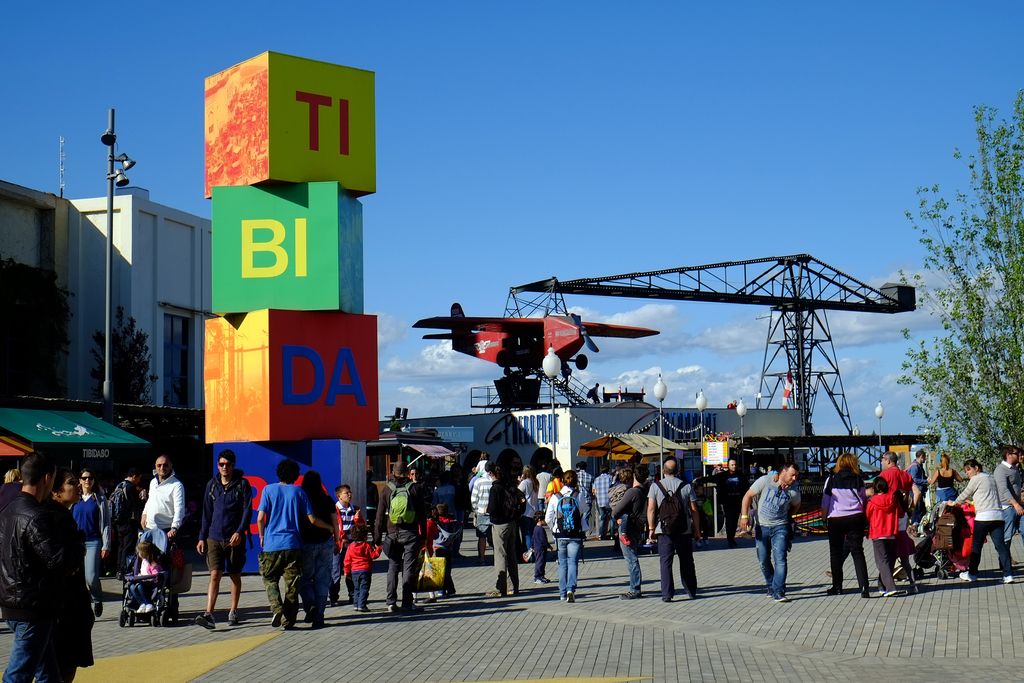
[417,552,446,592]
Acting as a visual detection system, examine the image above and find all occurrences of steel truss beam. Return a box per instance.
[508,255,915,429]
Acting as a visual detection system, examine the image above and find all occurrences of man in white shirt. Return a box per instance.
[141,454,185,539]
[470,462,495,565]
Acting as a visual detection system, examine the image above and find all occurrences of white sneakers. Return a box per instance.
[137,603,155,614]
[959,572,977,582]
[1004,576,1015,584]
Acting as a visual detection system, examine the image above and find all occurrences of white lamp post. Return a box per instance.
[735,398,747,450]
[874,401,885,452]
[542,346,561,454]
[654,375,668,471]
[695,389,707,475]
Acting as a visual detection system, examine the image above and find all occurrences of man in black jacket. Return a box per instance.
[0,452,75,683]
[195,449,253,630]
[373,462,428,613]
[486,466,523,597]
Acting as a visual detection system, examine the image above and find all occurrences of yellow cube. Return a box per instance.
[205,51,375,197]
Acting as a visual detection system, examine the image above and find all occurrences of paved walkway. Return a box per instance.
[2,535,1023,682]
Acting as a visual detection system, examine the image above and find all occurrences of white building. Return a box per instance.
[0,179,210,409]
[66,187,210,408]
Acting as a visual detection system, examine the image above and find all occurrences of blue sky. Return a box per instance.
[2,3,1022,435]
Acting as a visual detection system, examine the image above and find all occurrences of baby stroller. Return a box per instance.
[119,528,171,627]
[916,502,972,579]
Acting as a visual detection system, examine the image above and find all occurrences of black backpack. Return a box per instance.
[655,480,690,535]
[110,480,134,525]
[491,483,527,521]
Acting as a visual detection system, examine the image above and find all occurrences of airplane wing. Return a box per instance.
[579,322,659,338]
[412,316,545,332]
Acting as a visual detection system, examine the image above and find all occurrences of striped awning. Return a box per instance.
[406,443,456,458]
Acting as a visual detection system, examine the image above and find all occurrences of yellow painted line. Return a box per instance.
[431,678,650,683]
[76,632,279,683]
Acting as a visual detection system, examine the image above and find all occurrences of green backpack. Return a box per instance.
[388,482,416,524]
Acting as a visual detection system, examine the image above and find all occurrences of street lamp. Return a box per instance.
[695,389,707,475]
[874,401,885,452]
[542,346,561,454]
[100,108,136,423]
[735,398,747,450]
[653,375,668,470]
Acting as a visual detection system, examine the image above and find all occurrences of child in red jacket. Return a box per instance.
[343,524,382,612]
[866,477,904,597]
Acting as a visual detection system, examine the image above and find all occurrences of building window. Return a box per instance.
[163,314,190,407]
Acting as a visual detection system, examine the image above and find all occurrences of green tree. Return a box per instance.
[901,91,1024,469]
[90,306,158,405]
[0,256,70,396]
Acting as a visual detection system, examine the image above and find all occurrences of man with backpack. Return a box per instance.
[110,468,145,579]
[195,449,253,630]
[486,465,526,597]
[373,462,428,614]
[646,458,701,602]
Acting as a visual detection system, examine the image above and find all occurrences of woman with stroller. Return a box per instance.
[49,469,94,682]
[71,467,110,618]
[821,453,870,597]
[928,454,963,504]
[950,458,1014,584]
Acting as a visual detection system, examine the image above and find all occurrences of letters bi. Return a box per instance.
[282,345,366,406]
[241,219,307,279]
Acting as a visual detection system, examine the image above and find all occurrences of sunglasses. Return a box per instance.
[155,463,171,468]
[218,462,232,468]
[80,476,94,481]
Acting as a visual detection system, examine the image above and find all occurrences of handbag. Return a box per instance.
[417,550,446,592]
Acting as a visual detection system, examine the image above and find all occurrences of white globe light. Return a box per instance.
[735,398,747,418]
[653,375,668,402]
[542,346,561,379]
[695,390,707,412]
[874,401,884,419]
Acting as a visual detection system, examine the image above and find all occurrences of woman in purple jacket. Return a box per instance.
[821,453,870,597]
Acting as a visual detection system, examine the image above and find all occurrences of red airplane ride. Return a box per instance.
[413,303,659,376]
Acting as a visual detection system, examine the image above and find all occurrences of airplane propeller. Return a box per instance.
[570,313,600,353]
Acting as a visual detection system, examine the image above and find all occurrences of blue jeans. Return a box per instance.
[84,539,103,605]
[620,537,642,593]
[598,506,613,538]
[300,540,334,619]
[351,570,371,609]
[556,537,583,597]
[1003,506,1022,552]
[519,516,536,554]
[755,524,791,598]
[3,619,59,683]
[330,544,354,603]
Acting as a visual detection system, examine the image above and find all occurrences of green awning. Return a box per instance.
[0,408,149,451]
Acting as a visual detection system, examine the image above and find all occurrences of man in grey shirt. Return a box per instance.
[646,458,701,602]
[740,462,801,602]
[993,444,1024,557]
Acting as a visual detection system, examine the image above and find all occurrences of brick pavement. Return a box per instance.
[3,535,1024,682]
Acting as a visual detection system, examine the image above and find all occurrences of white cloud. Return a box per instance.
[371,312,408,350]
[382,342,486,380]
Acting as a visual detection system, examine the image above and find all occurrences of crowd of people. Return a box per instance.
[4,444,1023,680]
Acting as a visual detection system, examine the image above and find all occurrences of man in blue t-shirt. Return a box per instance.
[257,459,335,629]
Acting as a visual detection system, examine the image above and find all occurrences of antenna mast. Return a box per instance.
[58,136,66,197]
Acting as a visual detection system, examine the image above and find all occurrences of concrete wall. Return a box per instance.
[68,188,211,407]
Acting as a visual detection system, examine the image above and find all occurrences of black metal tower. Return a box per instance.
[509,254,915,435]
